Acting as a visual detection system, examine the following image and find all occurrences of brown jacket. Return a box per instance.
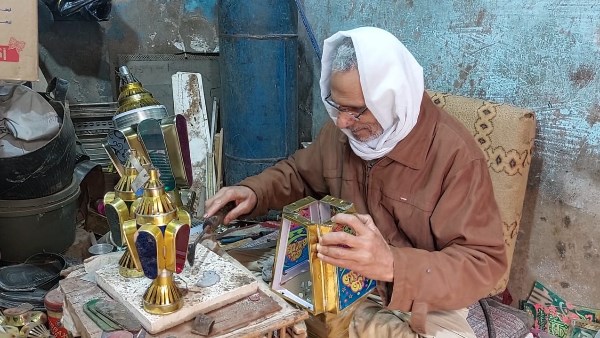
[240,92,507,331]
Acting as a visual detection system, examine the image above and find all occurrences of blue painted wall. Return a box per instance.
[304,0,600,175]
[183,0,216,21]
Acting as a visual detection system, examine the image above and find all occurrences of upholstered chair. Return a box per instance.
[428,91,537,337]
[428,91,536,294]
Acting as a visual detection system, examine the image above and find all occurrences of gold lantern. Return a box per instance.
[124,168,191,315]
[103,149,149,278]
[112,66,170,163]
[271,196,377,315]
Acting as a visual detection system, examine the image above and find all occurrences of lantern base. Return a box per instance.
[142,273,183,315]
[118,248,144,278]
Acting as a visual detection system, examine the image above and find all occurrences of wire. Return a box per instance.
[479,299,496,338]
[293,0,322,60]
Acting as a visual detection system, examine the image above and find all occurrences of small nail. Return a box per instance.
[316,244,322,252]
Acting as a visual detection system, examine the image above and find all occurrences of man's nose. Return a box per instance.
[336,114,355,129]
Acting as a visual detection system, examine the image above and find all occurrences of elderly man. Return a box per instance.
[205,27,507,337]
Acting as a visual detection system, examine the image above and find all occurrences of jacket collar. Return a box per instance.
[384,92,439,170]
[335,92,439,169]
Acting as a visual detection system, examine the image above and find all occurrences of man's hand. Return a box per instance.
[204,186,257,224]
[317,213,394,282]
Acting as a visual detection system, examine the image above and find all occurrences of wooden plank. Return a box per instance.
[215,253,309,338]
[172,72,210,218]
[214,129,223,190]
[60,275,195,338]
[206,151,216,199]
[206,97,218,199]
[205,289,281,336]
[214,280,308,338]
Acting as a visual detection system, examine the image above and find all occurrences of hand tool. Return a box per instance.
[187,202,235,266]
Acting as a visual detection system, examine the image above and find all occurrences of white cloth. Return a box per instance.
[320,27,424,160]
[0,85,60,157]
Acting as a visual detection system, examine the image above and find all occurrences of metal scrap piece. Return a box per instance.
[191,313,214,336]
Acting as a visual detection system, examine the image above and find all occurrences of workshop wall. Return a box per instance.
[38,0,219,102]
[38,0,600,307]
[38,0,314,142]
[300,0,600,307]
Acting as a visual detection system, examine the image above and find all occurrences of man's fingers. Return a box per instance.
[317,243,361,262]
[223,201,251,224]
[318,231,361,247]
[205,187,239,216]
[354,214,380,234]
[204,196,230,218]
[331,213,370,236]
[316,252,356,272]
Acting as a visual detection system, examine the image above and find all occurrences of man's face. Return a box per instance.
[329,69,383,142]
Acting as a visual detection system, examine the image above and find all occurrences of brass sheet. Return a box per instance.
[161,116,190,188]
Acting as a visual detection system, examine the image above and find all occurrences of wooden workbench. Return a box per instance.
[60,253,308,338]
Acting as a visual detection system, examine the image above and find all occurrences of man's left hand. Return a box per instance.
[317,213,394,282]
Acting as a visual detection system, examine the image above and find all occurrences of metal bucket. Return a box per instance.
[0,176,80,262]
[0,99,77,199]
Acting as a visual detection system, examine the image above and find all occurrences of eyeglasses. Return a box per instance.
[324,93,369,120]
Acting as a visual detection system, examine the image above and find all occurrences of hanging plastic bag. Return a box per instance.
[42,0,112,21]
[0,85,61,157]
[0,78,78,200]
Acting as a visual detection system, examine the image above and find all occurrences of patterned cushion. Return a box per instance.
[467,298,534,337]
[427,91,536,295]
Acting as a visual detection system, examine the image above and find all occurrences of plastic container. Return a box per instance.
[0,176,80,262]
[44,287,70,338]
[88,243,114,255]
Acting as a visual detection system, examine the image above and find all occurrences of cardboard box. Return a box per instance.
[0,0,38,82]
[272,196,377,315]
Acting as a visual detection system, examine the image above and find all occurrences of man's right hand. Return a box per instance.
[204,186,257,224]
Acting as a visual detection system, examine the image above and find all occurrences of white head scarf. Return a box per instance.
[320,27,424,160]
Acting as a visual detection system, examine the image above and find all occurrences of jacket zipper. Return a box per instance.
[364,159,379,201]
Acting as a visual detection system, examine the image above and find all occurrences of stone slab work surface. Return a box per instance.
[95,244,258,334]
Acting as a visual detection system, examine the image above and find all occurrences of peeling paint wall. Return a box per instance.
[300,0,600,306]
[39,0,218,102]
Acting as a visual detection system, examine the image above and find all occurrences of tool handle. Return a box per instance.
[187,201,237,264]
